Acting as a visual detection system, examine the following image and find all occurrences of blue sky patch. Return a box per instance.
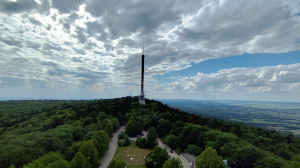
[153,51,300,84]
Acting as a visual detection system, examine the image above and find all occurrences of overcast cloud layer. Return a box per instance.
[0,0,300,101]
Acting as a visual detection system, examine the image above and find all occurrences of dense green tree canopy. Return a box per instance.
[1,97,300,168]
[234,145,265,168]
[125,120,136,136]
[186,144,202,156]
[125,118,142,136]
[22,151,67,168]
[78,141,100,168]
[118,131,131,146]
[45,159,69,168]
[136,137,146,148]
[146,127,158,149]
[162,158,183,168]
[195,147,226,168]
[69,152,88,168]
[107,159,126,168]
[145,146,169,168]
[83,117,94,127]
[105,122,113,138]
[156,119,173,138]
[164,134,179,150]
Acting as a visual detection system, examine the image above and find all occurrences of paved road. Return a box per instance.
[157,138,191,168]
[99,126,125,168]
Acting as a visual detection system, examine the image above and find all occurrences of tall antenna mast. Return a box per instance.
[139,44,146,105]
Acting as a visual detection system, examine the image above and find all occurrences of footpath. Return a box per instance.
[99,126,125,168]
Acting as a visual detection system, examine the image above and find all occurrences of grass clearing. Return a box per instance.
[113,140,152,168]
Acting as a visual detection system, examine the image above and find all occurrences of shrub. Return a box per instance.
[117,131,131,146]
[136,137,146,148]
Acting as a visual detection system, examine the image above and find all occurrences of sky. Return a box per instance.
[0,0,300,102]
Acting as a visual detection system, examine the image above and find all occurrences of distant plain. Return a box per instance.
[158,99,300,135]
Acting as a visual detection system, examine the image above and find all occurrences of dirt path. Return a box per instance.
[99,126,125,168]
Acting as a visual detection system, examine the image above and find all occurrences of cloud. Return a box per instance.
[74,26,87,44]
[29,17,42,25]
[51,0,85,14]
[28,78,47,88]
[179,63,300,94]
[0,0,300,100]
[41,61,58,67]
[59,12,79,31]
[71,57,82,62]
[0,0,38,14]
[86,21,109,42]
[85,0,181,39]
[11,57,29,64]
[0,36,23,47]
[26,41,41,49]
[169,82,183,91]
[118,38,137,48]
[0,77,26,87]
[43,42,65,51]
[72,48,86,55]
[156,86,163,91]
[104,43,114,51]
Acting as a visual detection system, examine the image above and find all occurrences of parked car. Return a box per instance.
[170,150,173,153]
[162,141,165,144]
[141,133,144,136]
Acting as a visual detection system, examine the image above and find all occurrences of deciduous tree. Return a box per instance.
[105,122,113,138]
[107,158,126,168]
[146,127,158,149]
[162,158,183,168]
[69,152,88,168]
[78,141,100,168]
[195,147,226,168]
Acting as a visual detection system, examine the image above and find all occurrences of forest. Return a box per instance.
[1,97,300,168]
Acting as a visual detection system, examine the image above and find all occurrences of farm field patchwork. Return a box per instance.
[158,99,300,135]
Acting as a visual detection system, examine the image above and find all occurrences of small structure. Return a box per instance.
[223,160,231,168]
[181,153,196,167]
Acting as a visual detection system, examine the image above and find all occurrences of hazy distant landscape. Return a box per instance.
[159,99,300,135]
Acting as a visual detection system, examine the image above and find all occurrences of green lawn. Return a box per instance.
[113,140,152,168]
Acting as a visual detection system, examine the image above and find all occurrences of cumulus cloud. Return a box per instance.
[178,63,300,94]
[169,82,183,91]
[0,0,299,100]
[51,0,85,14]
[29,17,42,26]
[0,0,38,14]
[0,36,23,47]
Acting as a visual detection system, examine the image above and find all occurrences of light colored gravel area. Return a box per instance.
[99,126,125,168]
